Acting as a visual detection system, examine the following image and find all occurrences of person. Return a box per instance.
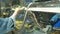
[50,14,60,30]
[0,7,25,34]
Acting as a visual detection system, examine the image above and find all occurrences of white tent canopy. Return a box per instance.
[25,7,60,13]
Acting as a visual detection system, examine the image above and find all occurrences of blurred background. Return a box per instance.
[0,0,60,34]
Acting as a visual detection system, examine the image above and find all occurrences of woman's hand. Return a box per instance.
[15,7,25,12]
[11,7,25,18]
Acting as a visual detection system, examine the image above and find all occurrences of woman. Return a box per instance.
[0,7,25,34]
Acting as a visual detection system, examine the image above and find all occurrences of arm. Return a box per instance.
[10,7,25,18]
[0,7,25,34]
